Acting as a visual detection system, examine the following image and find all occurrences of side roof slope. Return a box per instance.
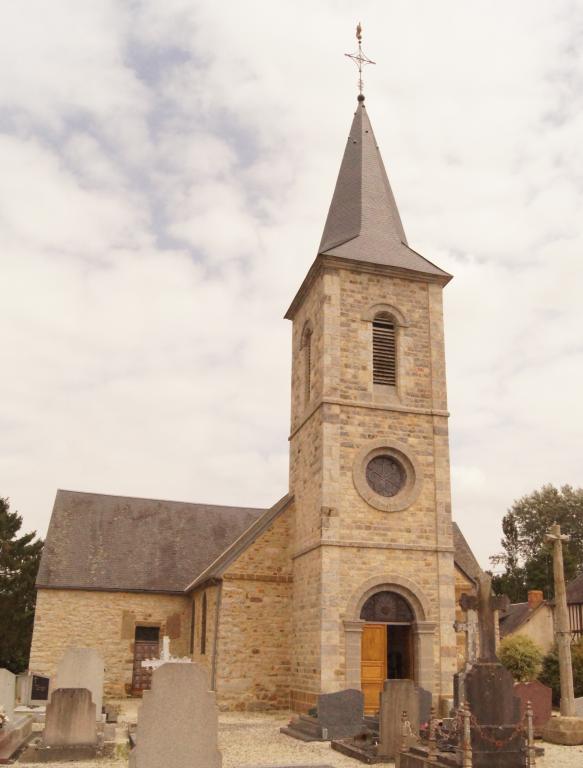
[452,522,483,582]
[36,490,264,594]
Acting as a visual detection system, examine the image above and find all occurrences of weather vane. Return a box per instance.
[345,22,375,98]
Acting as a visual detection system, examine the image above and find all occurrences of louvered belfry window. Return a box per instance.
[373,315,397,386]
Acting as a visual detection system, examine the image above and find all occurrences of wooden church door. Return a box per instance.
[361,623,387,714]
[131,626,160,695]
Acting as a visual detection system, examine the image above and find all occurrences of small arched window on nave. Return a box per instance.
[372,312,397,387]
[201,592,207,655]
[300,322,313,406]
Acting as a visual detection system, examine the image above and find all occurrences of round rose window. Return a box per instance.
[365,455,406,497]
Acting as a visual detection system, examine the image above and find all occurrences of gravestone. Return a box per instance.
[540,524,583,745]
[0,669,15,722]
[55,647,104,718]
[513,680,552,735]
[459,575,530,767]
[418,687,432,726]
[281,688,364,741]
[130,662,221,768]
[465,663,523,767]
[44,688,97,746]
[16,672,50,706]
[378,679,419,759]
[453,671,465,711]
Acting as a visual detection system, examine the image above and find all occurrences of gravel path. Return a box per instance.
[16,709,583,767]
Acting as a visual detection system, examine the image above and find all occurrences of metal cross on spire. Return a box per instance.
[345,22,376,98]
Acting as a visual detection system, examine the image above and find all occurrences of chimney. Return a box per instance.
[528,590,544,610]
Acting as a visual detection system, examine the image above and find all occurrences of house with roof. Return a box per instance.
[499,574,583,653]
[499,590,555,653]
[30,90,481,714]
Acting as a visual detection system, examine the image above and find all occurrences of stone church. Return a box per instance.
[30,94,481,714]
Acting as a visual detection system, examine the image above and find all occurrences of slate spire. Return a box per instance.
[318,97,450,280]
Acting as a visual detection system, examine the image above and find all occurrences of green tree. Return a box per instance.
[539,639,583,705]
[0,497,43,673]
[498,635,543,682]
[491,484,583,602]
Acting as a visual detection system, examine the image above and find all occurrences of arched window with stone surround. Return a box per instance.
[201,592,207,655]
[372,311,397,387]
[360,590,414,623]
[300,322,313,406]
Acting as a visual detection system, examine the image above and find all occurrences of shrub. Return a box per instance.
[498,635,543,682]
[539,638,583,705]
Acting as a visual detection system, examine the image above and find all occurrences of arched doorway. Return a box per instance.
[360,590,414,714]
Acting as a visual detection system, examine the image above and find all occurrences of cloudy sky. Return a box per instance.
[1,1,582,567]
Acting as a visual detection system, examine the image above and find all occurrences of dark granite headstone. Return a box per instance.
[31,674,50,702]
[513,681,551,736]
[318,689,364,737]
[418,688,432,726]
[465,662,523,768]
[281,689,364,741]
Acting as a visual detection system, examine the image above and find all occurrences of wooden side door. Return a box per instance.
[131,639,159,695]
[361,623,387,714]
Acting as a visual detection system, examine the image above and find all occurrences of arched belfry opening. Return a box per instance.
[360,591,415,713]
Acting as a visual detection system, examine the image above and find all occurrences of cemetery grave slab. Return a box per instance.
[0,668,34,762]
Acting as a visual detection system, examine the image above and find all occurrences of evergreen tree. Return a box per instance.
[491,484,583,602]
[0,497,43,673]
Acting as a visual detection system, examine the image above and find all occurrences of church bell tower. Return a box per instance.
[285,55,457,712]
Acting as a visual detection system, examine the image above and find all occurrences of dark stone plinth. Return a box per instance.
[330,735,388,764]
[396,746,458,768]
[465,662,525,768]
[281,689,364,742]
[513,681,552,736]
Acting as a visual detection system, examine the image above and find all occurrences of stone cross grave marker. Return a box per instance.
[460,573,509,662]
[55,648,104,720]
[141,635,192,672]
[454,608,479,664]
[545,523,575,716]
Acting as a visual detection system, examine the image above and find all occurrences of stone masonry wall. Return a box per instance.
[289,261,457,705]
[30,589,190,697]
[213,509,293,710]
[289,268,327,705]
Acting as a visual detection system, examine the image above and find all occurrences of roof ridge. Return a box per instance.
[55,488,266,513]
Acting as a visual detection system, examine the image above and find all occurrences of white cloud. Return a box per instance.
[1,0,582,571]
